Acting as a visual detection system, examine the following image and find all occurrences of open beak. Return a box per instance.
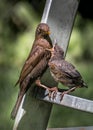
[46,43,55,52]
[46,47,54,52]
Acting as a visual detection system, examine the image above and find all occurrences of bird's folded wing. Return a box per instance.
[16,46,45,85]
[58,60,81,79]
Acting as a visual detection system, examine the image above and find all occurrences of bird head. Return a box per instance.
[53,43,64,57]
[46,42,64,60]
[35,23,50,39]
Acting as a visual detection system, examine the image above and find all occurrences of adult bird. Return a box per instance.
[37,43,88,100]
[11,23,52,119]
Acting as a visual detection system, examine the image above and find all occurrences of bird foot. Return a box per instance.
[48,87,58,100]
[35,79,58,100]
[60,91,69,101]
[60,86,77,101]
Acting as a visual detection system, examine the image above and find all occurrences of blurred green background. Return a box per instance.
[0,0,93,129]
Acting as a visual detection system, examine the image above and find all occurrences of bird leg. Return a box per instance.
[35,79,48,89]
[48,86,58,100]
[35,79,58,99]
[60,86,79,101]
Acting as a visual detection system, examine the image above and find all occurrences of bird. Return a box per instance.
[47,43,88,100]
[11,23,52,119]
[38,42,88,100]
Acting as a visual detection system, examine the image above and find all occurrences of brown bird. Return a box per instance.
[37,43,88,100]
[11,23,52,119]
[48,43,88,99]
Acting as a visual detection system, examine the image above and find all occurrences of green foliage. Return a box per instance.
[0,1,93,129]
[0,1,40,129]
[67,14,93,61]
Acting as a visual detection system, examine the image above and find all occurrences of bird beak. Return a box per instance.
[46,31,51,35]
[46,47,54,52]
[46,44,55,52]
[46,48,52,52]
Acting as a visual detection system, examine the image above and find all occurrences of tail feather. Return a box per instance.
[81,80,88,88]
[11,92,24,120]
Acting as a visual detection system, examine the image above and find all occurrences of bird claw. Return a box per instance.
[48,87,58,100]
[52,90,57,100]
[60,86,77,101]
[60,91,67,101]
[35,79,58,100]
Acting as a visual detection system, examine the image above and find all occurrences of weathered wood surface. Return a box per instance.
[14,0,79,130]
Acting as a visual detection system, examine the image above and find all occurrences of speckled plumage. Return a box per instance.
[48,43,87,97]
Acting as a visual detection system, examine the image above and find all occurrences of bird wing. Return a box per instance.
[28,55,48,79]
[15,45,45,85]
[57,60,81,79]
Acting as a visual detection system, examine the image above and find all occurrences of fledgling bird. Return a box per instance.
[11,23,52,119]
[47,43,88,99]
